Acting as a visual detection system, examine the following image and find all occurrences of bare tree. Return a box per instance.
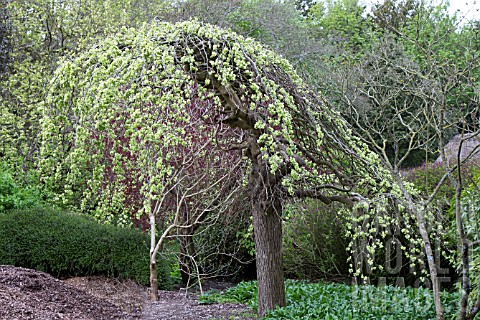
[331,19,480,319]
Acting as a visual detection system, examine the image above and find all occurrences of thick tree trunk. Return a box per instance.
[250,165,285,317]
[252,195,285,317]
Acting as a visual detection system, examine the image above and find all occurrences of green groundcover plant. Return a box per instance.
[199,280,460,319]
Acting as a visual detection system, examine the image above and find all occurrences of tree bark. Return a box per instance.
[149,211,159,301]
[250,161,286,317]
[150,256,158,301]
[455,183,470,320]
[252,198,285,317]
[416,206,444,320]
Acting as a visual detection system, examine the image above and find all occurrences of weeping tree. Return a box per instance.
[41,21,396,316]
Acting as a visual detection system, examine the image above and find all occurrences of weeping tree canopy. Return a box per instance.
[41,20,392,210]
[40,20,405,315]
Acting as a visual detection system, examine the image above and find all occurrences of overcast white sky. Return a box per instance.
[360,0,480,22]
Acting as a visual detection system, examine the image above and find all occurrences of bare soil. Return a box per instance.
[0,265,256,320]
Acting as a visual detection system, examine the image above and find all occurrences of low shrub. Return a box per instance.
[200,280,460,319]
[402,161,479,202]
[0,207,172,287]
[0,163,50,211]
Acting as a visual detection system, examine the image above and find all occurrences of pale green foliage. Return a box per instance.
[0,0,168,170]
[41,22,284,212]
[343,190,432,281]
[41,20,423,280]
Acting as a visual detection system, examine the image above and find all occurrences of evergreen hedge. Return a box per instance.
[0,207,172,288]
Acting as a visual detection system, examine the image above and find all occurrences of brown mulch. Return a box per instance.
[0,265,127,319]
[0,265,256,320]
[63,276,147,318]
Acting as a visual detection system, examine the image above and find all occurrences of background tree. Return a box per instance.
[164,0,333,85]
[370,0,419,31]
[308,0,370,52]
[323,1,480,318]
[294,0,316,16]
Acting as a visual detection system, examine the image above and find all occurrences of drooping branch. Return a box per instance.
[42,20,399,315]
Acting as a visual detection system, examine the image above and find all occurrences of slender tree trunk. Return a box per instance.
[150,255,158,301]
[416,206,443,320]
[178,201,196,287]
[149,211,158,301]
[249,160,286,317]
[394,176,444,320]
[456,186,470,320]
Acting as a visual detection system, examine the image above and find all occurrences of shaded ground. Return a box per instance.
[141,290,256,320]
[0,265,255,319]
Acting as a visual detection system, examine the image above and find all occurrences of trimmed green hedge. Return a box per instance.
[0,207,172,288]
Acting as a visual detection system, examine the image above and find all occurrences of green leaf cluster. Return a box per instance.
[0,162,53,212]
[0,0,168,171]
[41,20,393,225]
[308,0,374,53]
[200,280,460,319]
